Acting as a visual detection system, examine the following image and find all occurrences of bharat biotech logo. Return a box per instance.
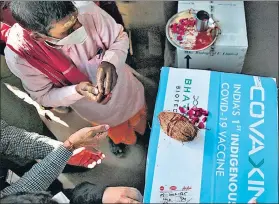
[173,78,200,114]
[248,84,265,203]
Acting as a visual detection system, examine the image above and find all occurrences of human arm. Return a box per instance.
[4,48,84,107]
[0,145,72,197]
[0,119,105,169]
[0,124,109,197]
[93,4,129,70]
[0,119,62,160]
[91,5,129,98]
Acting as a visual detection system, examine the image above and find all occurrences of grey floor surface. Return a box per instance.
[243,1,278,82]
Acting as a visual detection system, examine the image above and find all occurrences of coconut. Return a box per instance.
[158,111,198,142]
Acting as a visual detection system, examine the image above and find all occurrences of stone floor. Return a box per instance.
[0,0,278,196]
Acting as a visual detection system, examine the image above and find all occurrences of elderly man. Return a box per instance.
[3,1,146,157]
[0,1,127,114]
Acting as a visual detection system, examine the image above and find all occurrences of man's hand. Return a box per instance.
[63,125,109,168]
[102,187,143,203]
[96,61,118,103]
[76,82,99,101]
[65,125,109,149]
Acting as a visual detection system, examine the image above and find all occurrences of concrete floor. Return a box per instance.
[0,0,278,196]
[242,1,278,82]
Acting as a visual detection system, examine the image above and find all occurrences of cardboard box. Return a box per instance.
[144,67,278,203]
[176,1,248,73]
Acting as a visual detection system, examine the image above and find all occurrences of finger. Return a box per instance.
[94,132,108,142]
[82,91,98,101]
[97,68,105,94]
[87,125,110,136]
[84,133,107,147]
[126,188,143,202]
[104,69,112,95]
[82,151,102,166]
[87,161,97,169]
[78,82,92,93]
[72,147,86,156]
[79,154,93,167]
[111,70,118,91]
[90,150,105,160]
[101,93,112,105]
[96,159,102,164]
[82,139,99,147]
[96,92,105,103]
[79,85,98,100]
[119,197,140,203]
[82,85,98,97]
[79,151,101,168]
[85,86,99,95]
[79,82,91,90]
[89,151,103,161]
[82,155,97,167]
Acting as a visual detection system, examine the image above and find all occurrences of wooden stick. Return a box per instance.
[129,30,133,56]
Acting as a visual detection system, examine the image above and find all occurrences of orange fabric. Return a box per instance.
[92,105,147,145]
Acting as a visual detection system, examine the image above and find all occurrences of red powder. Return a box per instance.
[192,32,213,50]
[170,18,196,41]
[170,16,214,49]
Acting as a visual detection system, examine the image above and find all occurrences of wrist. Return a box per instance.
[63,139,75,152]
[75,84,82,95]
[101,61,115,68]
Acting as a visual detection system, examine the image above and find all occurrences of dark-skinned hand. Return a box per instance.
[76,82,99,101]
[96,61,118,104]
[76,82,112,105]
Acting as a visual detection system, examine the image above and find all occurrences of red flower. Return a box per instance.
[198,122,205,129]
[179,106,187,114]
[177,35,183,41]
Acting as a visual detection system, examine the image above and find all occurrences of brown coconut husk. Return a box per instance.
[158,111,198,142]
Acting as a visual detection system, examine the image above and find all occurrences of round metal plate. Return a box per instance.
[166,9,220,51]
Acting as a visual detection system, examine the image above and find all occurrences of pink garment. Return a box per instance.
[5,3,145,127]
[5,23,90,87]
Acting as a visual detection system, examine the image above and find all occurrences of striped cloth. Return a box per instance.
[0,146,72,198]
[0,119,62,166]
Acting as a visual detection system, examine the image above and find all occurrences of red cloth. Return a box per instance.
[4,23,89,87]
[67,149,104,168]
[0,2,106,86]
[1,5,15,42]
[0,23,10,41]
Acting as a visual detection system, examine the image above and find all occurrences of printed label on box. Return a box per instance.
[144,67,278,203]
